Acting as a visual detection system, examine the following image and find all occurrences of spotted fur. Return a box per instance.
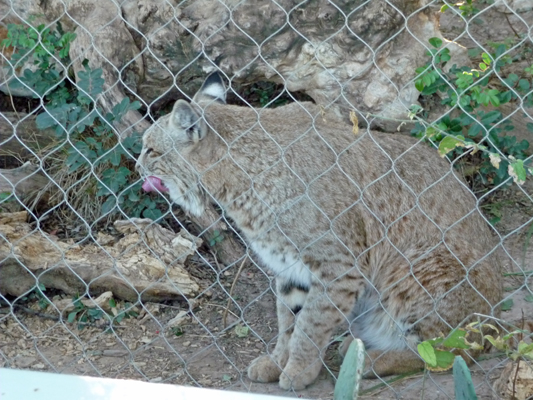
[136,72,502,390]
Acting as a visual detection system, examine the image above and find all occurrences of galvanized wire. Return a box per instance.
[0,0,532,399]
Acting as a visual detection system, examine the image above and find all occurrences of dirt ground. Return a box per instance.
[1,188,533,400]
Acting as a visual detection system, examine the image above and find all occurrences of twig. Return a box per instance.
[13,304,60,321]
[505,13,521,39]
[358,370,422,396]
[12,304,122,330]
[502,270,533,277]
[205,303,239,320]
[222,257,248,328]
[512,357,520,399]
[210,250,222,272]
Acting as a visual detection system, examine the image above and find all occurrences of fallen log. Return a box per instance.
[0,112,57,158]
[0,162,50,204]
[0,212,203,302]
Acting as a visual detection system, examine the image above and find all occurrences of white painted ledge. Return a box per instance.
[0,368,299,400]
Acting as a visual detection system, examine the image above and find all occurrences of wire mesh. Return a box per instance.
[0,0,532,399]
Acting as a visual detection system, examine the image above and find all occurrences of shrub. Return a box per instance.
[411,36,533,187]
[2,22,166,224]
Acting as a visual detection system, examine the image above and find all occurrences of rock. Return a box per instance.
[493,361,533,400]
[14,356,37,368]
[495,0,533,13]
[0,0,451,132]
[0,212,204,302]
[167,311,190,327]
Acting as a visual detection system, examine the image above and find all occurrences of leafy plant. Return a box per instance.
[108,298,139,324]
[171,327,185,337]
[20,283,51,310]
[412,37,533,187]
[2,22,76,98]
[3,23,165,222]
[67,296,104,329]
[208,229,225,247]
[0,192,14,212]
[240,81,291,108]
[440,0,480,18]
[234,323,249,338]
[417,327,470,372]
[67,296,138,330]
[418,322,533,371]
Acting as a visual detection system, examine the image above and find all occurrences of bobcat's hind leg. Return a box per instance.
[279,268,363,390]
[248,278,308,383]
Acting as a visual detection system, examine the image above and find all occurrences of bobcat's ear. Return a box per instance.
[169,99,207,143]
[192,72,226,105]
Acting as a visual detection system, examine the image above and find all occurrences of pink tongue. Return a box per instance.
[142,176,169,193]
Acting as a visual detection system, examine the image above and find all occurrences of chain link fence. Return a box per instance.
[0,0,532,398]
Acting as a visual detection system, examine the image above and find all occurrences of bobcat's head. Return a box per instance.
[136,72,226,216]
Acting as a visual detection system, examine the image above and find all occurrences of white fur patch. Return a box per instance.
[284,289,308,309]
[202,83,225,101]
[251,242,312,288]
[164,179,204,217]
[350,295,414,351]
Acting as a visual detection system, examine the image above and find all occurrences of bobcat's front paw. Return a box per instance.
[247,355,282,383]
[278,358,322,390]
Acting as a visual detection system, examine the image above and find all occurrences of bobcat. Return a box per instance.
[136,72,501,390]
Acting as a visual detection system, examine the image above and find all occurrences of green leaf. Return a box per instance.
[480,110,501,125]
[440,51,451,63]
[506,73,519,84]
[78,65,105,99]
[101,196,116,215]
[499,91,512,104]
[127,191,141,202]
[508,160,526,185]
[486,89,500,107]
[88,308,102,319]
[415,79,424,92]
[442,329,470,349]
[429,37,443,48]
[115,313,125,324]
[430,350,455,371]
[234,324,249,338]
[142,208,163,220]
[440,4,449,12]
[518,341,533,355]
[501,298,514,311]
[518,79,531,91]
[418,341,437,367]
[67,311,78,323]
[468,123,482,137]
[438,135,465,157]
[525,294,533,302]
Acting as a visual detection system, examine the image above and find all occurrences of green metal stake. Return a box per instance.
[334,339,365,400]
[453,356,478,400]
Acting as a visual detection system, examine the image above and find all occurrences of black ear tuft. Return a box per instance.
[194,71,226,104]
[203,72,225,90]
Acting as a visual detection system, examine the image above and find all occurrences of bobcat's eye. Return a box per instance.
[146,148,153,155]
